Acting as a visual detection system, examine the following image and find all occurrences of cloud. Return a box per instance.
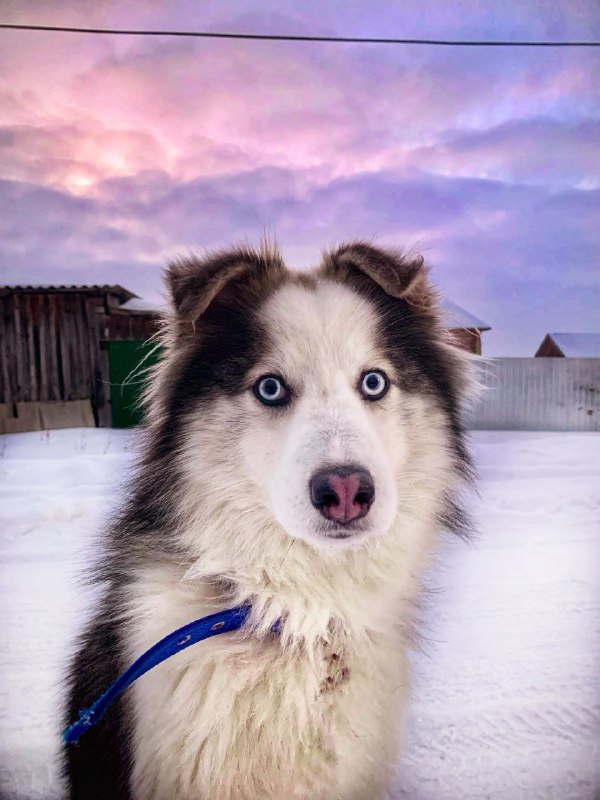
[386,117,600,188]
[2,161,598,355]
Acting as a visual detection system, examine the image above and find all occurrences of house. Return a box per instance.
[0,284,489,432]
[535,333,600,358]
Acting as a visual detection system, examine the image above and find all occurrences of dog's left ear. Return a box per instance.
[165,244,285,322]
[321,242,435,313]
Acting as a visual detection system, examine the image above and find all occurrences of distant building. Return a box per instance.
[0,284,489,432]
[535,333,600,358]
[442,299,490,355]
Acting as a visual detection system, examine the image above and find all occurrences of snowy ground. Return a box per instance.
[0,429,598,800]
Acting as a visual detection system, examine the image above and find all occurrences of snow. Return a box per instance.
[1,429,598,800]
[441,299,490,331]
[119,296,166,314]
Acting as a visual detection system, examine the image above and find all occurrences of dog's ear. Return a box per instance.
[165,245,285,322]
[321,241,435,313]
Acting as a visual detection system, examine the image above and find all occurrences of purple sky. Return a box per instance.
[1,1,599,354]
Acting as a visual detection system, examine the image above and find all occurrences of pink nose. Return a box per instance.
[309,467,375,524]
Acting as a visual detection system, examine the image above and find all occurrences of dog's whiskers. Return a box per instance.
[275,538,296,579]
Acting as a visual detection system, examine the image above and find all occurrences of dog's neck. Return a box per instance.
[176,509,435,648]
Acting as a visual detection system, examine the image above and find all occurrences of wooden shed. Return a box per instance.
[0,285,159,433]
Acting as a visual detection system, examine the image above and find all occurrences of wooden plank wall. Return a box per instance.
[449,328,482,354]
[0,291,110,425]
[0,400,96,433]
[107,313,158,340]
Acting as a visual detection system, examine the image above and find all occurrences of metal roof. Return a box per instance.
[0,284,138,302]
[546,333,600,357]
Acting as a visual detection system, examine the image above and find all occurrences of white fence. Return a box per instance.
[465,358,600,432]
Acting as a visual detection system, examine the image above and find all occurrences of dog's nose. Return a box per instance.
[309,466,375,524]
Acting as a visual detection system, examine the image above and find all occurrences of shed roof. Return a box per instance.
[543,333,600,357]
[0,284,138,303]
[118,296,166,315]
[441,299,491,331]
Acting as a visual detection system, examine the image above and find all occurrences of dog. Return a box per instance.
[64,241,471,799]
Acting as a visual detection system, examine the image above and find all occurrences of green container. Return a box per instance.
[107,340,162,428]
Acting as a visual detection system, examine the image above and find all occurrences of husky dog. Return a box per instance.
[64,242,471,800]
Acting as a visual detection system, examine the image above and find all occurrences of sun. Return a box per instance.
[63,171,96,193]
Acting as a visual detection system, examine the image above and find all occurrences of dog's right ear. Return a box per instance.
[321,241,435,315]
[165,245,285,323]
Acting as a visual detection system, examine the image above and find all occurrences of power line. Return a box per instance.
[0,22,599,47]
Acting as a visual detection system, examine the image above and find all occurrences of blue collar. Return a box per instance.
[64,605,252,745]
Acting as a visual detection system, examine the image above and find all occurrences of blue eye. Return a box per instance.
[360,370,389,401]
[254,375,289,406]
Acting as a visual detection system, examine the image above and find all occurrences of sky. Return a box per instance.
[0,1,599,355]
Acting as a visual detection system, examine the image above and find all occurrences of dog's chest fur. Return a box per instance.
[125,564,407,800]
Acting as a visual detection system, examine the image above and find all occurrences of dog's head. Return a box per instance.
[147,242,469,558]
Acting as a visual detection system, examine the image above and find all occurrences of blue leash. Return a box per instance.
[64,604,252,745]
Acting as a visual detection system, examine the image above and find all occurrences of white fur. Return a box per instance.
[124,280,461,799]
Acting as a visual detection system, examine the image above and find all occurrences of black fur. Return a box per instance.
[64,591,132,799]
